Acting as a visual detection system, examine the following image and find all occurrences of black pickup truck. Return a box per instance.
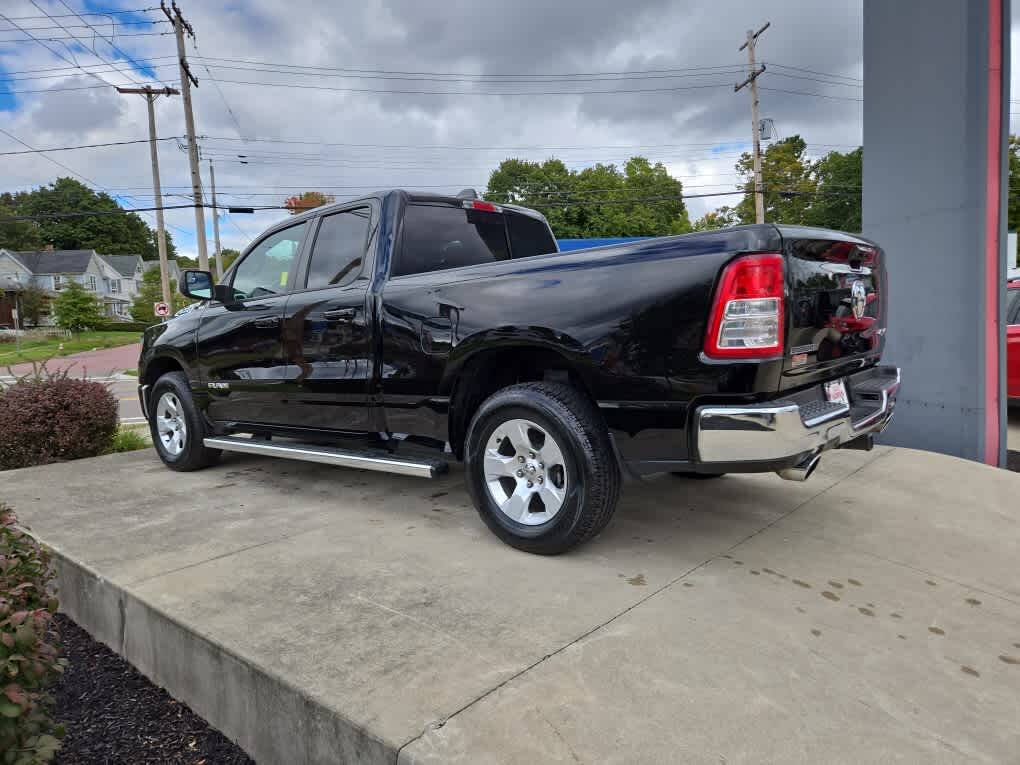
[139,189,899,554]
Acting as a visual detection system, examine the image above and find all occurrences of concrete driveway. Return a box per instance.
[2,445,1017,764]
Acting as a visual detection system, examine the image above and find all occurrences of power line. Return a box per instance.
[0,31,169,41]
[0,126,192,239]
[0,20,167,31]
[2,8,162,20]
[5,74,864,101]
[0,136,178,155]
[0,54,177,75]
[0,11,120,89]
[55,0,175,90]
[190,39,246,140]
[765,61,862,83]
[759,86,862,102]
[30,0,144,88]
[188,56,751,79]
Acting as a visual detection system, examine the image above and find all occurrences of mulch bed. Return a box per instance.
[52,614,253,765]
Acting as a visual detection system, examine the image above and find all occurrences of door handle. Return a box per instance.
[254,316,280,328]
[323,308,356,322]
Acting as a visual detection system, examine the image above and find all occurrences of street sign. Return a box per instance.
[154,302,170,317]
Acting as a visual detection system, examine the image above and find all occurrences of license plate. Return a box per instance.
[824,379,849,406]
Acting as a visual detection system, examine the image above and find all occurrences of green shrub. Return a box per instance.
[0,364,118,471]
[0,505,65,763]
[107,428,149,453]
[52,282,103,334]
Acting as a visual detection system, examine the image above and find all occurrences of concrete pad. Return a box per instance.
[2,445,1016,763]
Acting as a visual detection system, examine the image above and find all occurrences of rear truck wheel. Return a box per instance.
[465,382,620,555]
[148,371,221,471]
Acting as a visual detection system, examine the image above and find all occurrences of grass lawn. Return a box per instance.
[0,331,141,365]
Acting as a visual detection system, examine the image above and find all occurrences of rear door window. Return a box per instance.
[507,212,557,259]
[393,203,509,277]
[305,207,371,289]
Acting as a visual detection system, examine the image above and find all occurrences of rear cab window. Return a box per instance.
[393,203,509,278]
[392,202,557,278]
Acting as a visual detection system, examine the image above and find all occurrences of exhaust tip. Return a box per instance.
[777,454,821,482]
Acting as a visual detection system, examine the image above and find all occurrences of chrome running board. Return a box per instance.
[203,436,448,478]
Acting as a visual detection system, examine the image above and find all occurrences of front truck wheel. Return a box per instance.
[148,371,221,471]
[465,382,620,555]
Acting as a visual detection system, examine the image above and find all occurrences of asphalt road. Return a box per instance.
[112,378,144,424]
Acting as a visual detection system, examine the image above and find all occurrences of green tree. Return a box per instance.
[11,178,175,259]
[484,156,690,238]
[19,284,47,327]
[130,267,191,323]
[734,136,816,225]
[52,279,103,332]
[804,147,862,232]
[0,193,43,250]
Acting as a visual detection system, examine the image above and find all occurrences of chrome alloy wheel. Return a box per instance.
[483,418,568,525]
[155,391,187,456]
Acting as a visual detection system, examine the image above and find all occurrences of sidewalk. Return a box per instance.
[3,446,1017,764]
[3,343,141,379]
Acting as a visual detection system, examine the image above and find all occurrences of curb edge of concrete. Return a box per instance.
[49,542,397,765]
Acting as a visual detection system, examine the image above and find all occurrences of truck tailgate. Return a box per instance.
[781,228,886,392]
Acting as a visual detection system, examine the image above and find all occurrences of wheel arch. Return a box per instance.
[443,335,598,460]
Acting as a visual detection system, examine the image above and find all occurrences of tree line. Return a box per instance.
[1,178,177,259]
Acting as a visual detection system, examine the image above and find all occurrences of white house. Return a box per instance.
[0,248,147,324]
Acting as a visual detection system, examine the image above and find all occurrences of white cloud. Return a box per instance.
[1,0,875,255]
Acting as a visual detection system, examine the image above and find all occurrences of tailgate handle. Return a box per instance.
[324,307,356,322]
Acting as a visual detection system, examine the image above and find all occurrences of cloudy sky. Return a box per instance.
[0,1,1012,261]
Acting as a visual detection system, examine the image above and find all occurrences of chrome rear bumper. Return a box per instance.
[695,366,900,466]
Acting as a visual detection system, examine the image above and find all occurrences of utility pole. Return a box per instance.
[735,21,769,224]
[209,160,223,280]
[117,85,179,308]
[162,0,209,271]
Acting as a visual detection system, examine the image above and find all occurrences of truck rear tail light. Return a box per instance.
[463,200,502,213]
[704,253,785,359]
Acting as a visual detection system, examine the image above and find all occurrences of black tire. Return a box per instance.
[464,382,620,555]
[670,471,725,479]
[148,371,221,471]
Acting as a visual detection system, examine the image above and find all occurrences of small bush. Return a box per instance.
[107,428,149,454]
[0,365,118,471]
[0,505,65,763]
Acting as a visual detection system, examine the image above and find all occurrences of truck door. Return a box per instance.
[280,206,375,433]
[196,221,308,424]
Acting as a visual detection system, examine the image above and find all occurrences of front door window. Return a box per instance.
[231,222,308,300]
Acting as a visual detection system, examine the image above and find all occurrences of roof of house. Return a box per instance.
[15,250,97,275]
[101,254,144,277]
[0,249,30,270]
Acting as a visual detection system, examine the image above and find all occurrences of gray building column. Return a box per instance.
[863,0,1009,465]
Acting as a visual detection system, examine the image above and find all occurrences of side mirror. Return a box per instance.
[180,269,213,300]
